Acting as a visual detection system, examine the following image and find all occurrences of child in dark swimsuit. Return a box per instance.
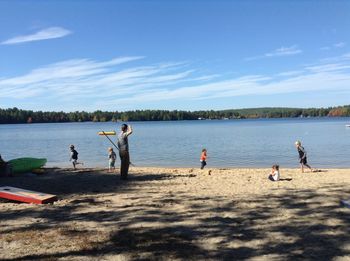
[69,145,83,170]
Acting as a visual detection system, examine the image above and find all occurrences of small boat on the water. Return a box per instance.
[346,124,350,127]
[8,158,47,173]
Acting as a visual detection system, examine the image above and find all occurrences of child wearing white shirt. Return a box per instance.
[268,164,280,181]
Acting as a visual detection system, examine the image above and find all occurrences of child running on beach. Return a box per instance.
[200,148,207,169]
[268,164,280,181]
[69,145,83,170]
[295,141,313,173]
[108,147,117,172]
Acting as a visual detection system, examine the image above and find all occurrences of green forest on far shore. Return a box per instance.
[0,105,350,124]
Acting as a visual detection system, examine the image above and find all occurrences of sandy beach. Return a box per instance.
[0,167,349,260]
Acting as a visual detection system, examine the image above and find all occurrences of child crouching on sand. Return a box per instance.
[108,147,116,172]
[268,164,280,181]
[200,148,207,169]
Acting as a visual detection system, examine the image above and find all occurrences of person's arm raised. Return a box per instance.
[126,124,133,136]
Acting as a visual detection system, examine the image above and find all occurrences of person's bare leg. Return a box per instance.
[300,164,304,173]
[305,164,313,172]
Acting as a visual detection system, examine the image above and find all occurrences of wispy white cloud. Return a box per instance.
[317,52,350,63]
[1,54,350,111]
[320,42,346,51]
[245,45,302,61]
[113,66,350,106]
[0,56,201,104]
[265,46,302,57]
[306,63,350,73]
[277,70,304,77]
[1,27,72,45]
[334,42,346,48]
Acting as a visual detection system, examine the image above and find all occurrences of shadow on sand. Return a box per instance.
[0,169,349,260]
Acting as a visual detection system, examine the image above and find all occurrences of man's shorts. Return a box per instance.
[109,159,115,168]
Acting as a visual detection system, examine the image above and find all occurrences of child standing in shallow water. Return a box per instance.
[268,164,280,181]
[108,147,116,172]
[200,149,207,169]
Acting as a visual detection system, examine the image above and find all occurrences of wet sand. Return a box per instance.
[0,167,349,260]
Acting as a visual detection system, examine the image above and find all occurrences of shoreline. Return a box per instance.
[46,163,350,170]
[1,115,350,125]
[1,167,349,260]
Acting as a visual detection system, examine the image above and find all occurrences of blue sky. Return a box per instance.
[0,0,349,112]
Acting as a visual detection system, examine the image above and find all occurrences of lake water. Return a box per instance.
[0,118,349,168]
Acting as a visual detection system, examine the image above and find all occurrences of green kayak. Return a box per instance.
[8,158,47,173]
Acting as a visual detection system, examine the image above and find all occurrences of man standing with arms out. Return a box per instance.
[117,124,133,180]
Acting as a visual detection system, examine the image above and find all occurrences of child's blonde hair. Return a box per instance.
[295,140,301,146]
[108,147,113,152]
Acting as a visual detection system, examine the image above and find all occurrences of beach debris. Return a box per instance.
[0,186,57,204]
[31,168,46,175]
[208,170,212,175]
[23,173,37,178]
[340,199,350,208]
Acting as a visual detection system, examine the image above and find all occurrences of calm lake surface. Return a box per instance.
[0,118,349,168]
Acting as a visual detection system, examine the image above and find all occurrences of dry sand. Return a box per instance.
[0,167,349,260]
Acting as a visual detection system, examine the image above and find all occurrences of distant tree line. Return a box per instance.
[0,105,349,124]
